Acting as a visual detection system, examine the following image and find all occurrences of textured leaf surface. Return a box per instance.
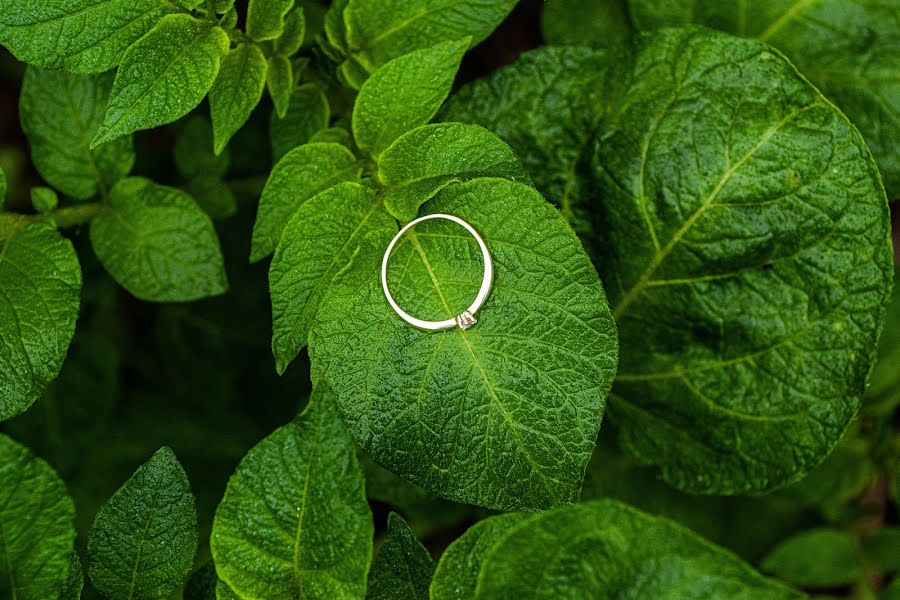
[247,0,294,41]
[0,434,76,600]
[61,551,84,600]
[761,528,863,587]
[628,0,900,198]
[20,67,134,200]
[378,122,530,221]
[0,223,81,422]
[211,384,373,600]
[88,447,198,600]
[90,177,227,302]
[210,43,268,156]
[541,0,632,47]
[430,513,527,600]
[270,182,396,374]
[92,14,230,147]
[267,54,293,119]
[309,178,618,510]
[0,0,172,73]
[472,500,803,599]
[344,0,517,71]
[270,84,330,162]
[30,187,57,213]
[251,142,360,261]
[441,46,611,237]
[592,27,894,493]
[367,513,434,600]
[275,7,306,56]
[353,39,468,157]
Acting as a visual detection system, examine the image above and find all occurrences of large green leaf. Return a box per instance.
[441,46,612,238]
[274,7,305,56]
[211,384,373,599]
[269,84,330,162]
[459,500,802,599]
[20,67,134,200]
[0,222,81,422]
[270,182,396,374]
[592,27,893,493]
[628,0,900,199]
[87,447,199,600]
[0,435,76,600]
[61,552,84,600]
[210,43,269,156]
[246,0,294,41]
[0,0,173,73]
[90,177,227,302]
[251,142,361,262]
[309,178,618,510]
[430,513,527,600]
[343,0,517,72]
[378,122,530,221]
[352,38,468,158]
[366,513,434,600]
[92,14,230,147]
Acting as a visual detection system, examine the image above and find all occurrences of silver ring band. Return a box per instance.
[381,214,493,331]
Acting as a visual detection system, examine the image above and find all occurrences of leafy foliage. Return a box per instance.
[0,1,897,598]
[88,447,199,599]
[211,384,373,599]
[0,434,76,600]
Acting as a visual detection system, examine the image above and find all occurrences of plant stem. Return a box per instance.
[41,202,107,227]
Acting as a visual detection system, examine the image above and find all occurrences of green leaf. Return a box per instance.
[0,166,6,208]
[628,0,900,199]
[91,14,230,148]
[30,186,57,213]
[210,43,269,156]
[344,0,517,72]
[309,178,618,510]
[216,580,239,600]
[0,0,173,73]
[87,447,199,600]
[469,500,802,598]
[269,84,331,162]
[430,513,527,600]
[20,67,134,200]
[367,513,434,600]
[593,27,893,493]
[0,434,76,600]
[214,0,235,13]
[441,46,612,238]
[352,38,469,158]
[211,383,373,599]
[0,222,81,422]
[541,0,632,47]
[378,122,530,221]
[251,142,361,262]
[267,55,294,119]
[61,551,84,600]
[862,528,900,573]
[178,0,204,8]
[762,528,864,587]
[90,177,228,302]
[324,0,350,53]
[270,182,396,374]
[247,0,294,41]
[275,7,306,56]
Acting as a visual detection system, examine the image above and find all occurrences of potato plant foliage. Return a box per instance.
[0,0,897,598]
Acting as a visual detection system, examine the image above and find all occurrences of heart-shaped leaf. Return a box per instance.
[309,178,618,510]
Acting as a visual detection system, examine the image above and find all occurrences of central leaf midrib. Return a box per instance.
[128,468,164,600]
[611,102,817,320]
[405,230,560,500]
[292,405,325,593]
